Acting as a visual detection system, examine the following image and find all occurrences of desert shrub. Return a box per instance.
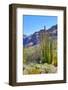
[23,63,57,75]
[23,45,41,64]
[23,48,27,64]
[23,65,41,74]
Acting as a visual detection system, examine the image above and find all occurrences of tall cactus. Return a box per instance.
[40,31,54,64]
[49,39,53,64]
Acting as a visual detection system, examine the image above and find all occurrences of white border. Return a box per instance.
[16,8,64,82]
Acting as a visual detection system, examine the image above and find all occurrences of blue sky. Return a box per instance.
[23,15,57,36]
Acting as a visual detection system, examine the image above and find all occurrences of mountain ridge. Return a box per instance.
[23,24,57,47]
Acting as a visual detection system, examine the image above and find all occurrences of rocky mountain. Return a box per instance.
[23,24,57,47]
[23,35,27,39]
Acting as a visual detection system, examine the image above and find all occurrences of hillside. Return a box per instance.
[23,24,57,47]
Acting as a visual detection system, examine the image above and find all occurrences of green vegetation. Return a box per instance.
[23,63,57,74]
[23,32,57,75]
[40,32,57,66]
